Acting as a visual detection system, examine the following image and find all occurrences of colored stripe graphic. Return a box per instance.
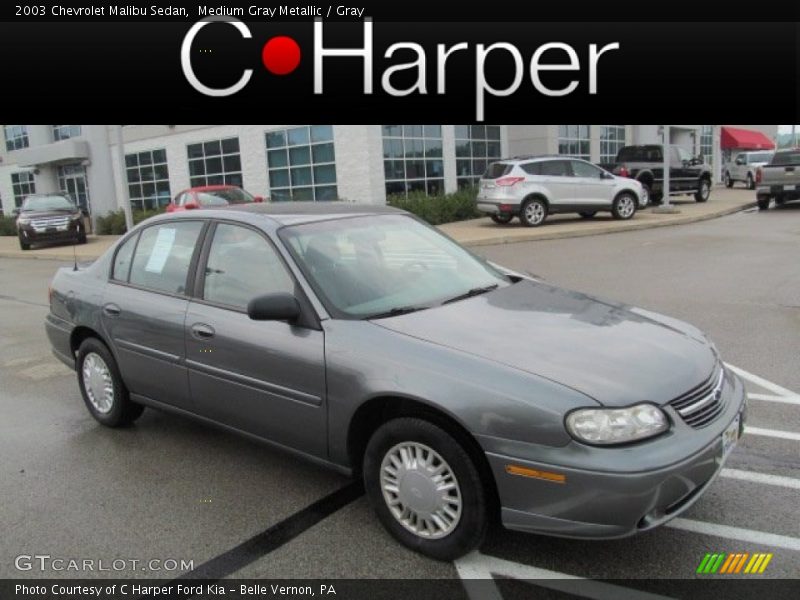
[700,552,773,574]
[734,553,749,574]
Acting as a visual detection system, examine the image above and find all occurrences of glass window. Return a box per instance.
[540,160,572,176]
[558,125,591,161]
[128,222,204,295]
[700,125,714,170]
[454,125,504,188]
[265,126,337,202]
[186,137,242,189]
[125,149,171,211]
[52,125,82,141]
[599,125,626,164]
[112,233,139,282]
[10,172,36,208]
[383,125,450,197]
[203,224,294,309]
[520,162,542,176]
[570,160,603,178]
[4,125,29,151]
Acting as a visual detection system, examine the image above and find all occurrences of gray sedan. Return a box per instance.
[45,203,747,560]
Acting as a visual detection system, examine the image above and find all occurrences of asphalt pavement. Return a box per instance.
[0,204,797,592]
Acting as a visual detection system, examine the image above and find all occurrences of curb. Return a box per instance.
[457,202,756,248]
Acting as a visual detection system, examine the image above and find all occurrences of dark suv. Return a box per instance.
[605,145,713,204]
[14,194,87,250]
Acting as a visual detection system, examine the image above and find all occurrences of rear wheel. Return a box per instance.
[519,198,547,227]
[490,213,513,225]
[611,193,637,220]
[695,178,711,202]
[363,417,487,561]
[746,173,755,190]
[757,195,771,211]
[77,338,144,427]
[18,236,30,251]
[724,172,733,188]
[579,211,597,219]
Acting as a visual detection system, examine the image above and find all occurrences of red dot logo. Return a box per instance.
[261,36,301,75]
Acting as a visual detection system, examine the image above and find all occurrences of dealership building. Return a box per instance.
[0,124,778,222]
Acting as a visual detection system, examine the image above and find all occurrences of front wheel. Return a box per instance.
[490,213,514,225]
[695,178,711,202]
[77,338,144,427]
[519,198,547,227]
[757,196,771,211]
[724,172,733,188]
[746,174,755,190]
[611,193,637,220]
[18,236,30,251]
[363,417,488,561]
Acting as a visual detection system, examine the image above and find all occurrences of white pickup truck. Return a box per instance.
[755,149,800,210]
[723,151,774,190]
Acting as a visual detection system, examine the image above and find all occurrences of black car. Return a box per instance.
[14,194,87,250]
[603,144,713,204]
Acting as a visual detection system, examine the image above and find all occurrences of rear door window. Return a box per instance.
[521,162,542,175]
[128,221,204,295]
[539,160,572,177]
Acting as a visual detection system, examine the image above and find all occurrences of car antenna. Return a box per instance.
[73,239,78,271]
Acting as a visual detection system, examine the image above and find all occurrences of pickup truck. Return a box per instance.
[604,144,713,204]
[723,151,774,190]
[755,149,800,210]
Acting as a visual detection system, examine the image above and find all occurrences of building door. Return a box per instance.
[57,164,90,214]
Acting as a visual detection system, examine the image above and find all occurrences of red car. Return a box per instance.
[166,185,264,213]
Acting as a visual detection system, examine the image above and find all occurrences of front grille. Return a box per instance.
[30,216,70,230]
[670,365,726,428]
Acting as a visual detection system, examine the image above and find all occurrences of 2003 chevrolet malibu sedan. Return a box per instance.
[46,203,746,560]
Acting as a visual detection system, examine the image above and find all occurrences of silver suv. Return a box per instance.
[476,156,646,227]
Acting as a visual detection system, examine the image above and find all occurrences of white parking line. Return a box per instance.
[746,426,800,442]
[668,518,800,552]
[455,551,676,600]
[747,393,800,406]
[721,468,800,490]
[726,363,799,398]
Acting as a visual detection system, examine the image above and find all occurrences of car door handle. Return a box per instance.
[103,303,121,317]
[191,323,215,339]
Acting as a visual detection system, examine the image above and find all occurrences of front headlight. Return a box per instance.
[566,403,668,445]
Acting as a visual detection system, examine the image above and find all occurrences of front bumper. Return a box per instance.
[485,370,747,539]
[18,221,82,244]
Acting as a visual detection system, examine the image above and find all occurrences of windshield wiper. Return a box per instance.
[441,284,499,305]
[364,306,429,320]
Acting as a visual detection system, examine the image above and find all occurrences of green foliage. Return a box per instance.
[387,188,480,225]
[0,214,18,236]
[95,207,167,235]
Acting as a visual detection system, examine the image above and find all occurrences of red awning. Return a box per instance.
[720,127,775,150]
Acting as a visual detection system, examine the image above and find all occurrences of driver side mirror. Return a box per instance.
[735,159,744,166]
[253,195,265,203]
[600,171,614,179]
[184,201,199,210]
[247,293,300,322]
[12,208,20,216]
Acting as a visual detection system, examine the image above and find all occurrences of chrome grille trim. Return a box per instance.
[30,216,71,230]
[670,365,726,428]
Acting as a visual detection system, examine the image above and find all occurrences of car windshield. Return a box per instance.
[196,188,254,206]
[21,195,75,212]
[280,214,510,319]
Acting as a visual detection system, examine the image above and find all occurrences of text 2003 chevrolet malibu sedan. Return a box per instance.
[46,203,746,560]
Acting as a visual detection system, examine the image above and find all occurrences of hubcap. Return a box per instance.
[524,202,545,225]
[380,442,462,539]
[82,352,114,414]
[640,187,649,206]
[702,182,710,198]
[618,196,635,218]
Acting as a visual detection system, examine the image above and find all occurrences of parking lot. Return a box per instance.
[0,204,798,592]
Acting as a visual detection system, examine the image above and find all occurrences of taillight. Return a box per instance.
[756,167,762,184]
[496,177,525,187]
[617,166,630,178]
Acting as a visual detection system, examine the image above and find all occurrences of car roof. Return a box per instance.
[185,185,242,192]
[148,201,406,229]
[496,155,579,164]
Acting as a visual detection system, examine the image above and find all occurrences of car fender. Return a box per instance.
[518,182,553,205]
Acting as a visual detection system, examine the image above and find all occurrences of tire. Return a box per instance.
[363,417,488,561]
[695,178,711,203]
[775,197,786,206]
[611,192,637,220]
[519,197,547,227]
[77,227,88,244]
[724,172,733,188]
[746,173,755,190]
[18,236,30,251]
[757,196,771,211]
[490,213,513,225]
[579,211,597,219]
[638,184,650,208]
[76,338,144,427]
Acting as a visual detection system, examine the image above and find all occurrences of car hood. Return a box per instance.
[19,209,79,218]
[372,280,717,407]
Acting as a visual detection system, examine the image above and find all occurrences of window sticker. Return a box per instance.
[145,227,177,273]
